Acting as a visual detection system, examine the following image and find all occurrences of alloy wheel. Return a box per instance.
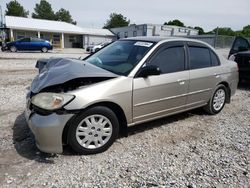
[213,88,226,111]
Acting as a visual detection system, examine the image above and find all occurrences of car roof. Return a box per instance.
[121,36,206,44]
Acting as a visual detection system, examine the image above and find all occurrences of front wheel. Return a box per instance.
[41,47,48,53]
[68,106,119,154]
[204,84,227,115]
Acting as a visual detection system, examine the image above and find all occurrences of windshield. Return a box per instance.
[85,40,155,76]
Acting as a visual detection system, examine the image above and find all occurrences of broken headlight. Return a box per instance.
[31,93,74,110]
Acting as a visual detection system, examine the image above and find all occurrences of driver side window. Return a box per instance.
[149,46,185,74]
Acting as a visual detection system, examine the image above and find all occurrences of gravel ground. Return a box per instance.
[0,51,249,187]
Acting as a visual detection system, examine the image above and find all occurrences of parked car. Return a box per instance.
[1,37,53,52]
[86,44,94,52]
[228,36,250,82]
[25,37,238,154]
[86,41,111,53]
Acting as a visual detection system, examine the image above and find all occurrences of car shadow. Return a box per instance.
[13,112,57,163]
[127,108,206,136]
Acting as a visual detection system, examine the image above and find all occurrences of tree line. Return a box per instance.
[4,0,250,38]
[5,0,76,24]
[163,20,250,38]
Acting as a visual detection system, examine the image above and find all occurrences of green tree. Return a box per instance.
[213,27,235,36]
[55,8,76,24]
[5,0,29,17]
[194,26,205,35]
[32,0,55,20]
[164,19,185,27]
[103,13,130,29]
[241,25,250,37]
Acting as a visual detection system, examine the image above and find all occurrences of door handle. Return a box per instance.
[177,79,185,82]
[214,73,220,78]
[177,79,186,85]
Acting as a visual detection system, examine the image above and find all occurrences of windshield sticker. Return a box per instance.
[134,42,153,47]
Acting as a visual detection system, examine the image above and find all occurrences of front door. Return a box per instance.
[16,38,31,50]
[133,42,189,124]
[229,36,250,57]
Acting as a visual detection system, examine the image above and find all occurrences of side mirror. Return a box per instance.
[138,65,161,78]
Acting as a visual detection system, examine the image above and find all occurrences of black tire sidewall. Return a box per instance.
[68,106,119,154]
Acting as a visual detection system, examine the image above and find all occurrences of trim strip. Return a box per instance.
[134,88,212,107]
[128,101,207,126]
[134,100,205,120]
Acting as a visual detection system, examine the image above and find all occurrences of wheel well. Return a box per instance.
[218,81,231,103]
[62,102,128,145]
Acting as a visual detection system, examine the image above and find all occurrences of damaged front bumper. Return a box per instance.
[25,98,74,153]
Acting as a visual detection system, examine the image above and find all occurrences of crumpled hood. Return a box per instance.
[31,57,118,93]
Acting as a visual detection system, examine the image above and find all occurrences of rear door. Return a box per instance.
[186,42,221,107]
[133,41,189,123]
[31,38,44,50]
[229,37,250,57]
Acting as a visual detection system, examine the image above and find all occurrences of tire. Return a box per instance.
[204,84,227,115]
[68,106,119,154]
[41,47,48,53]
[10,46,17,52]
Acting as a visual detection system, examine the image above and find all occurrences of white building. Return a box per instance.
[3,16,115,48]
[111,24,198,39]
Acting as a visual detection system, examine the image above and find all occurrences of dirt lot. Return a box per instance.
[0,50,249,187]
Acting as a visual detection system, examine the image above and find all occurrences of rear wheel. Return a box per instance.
[41,47,48,53]
[68,106,119,154]
[10,46,17,52]
[204,84,227,114]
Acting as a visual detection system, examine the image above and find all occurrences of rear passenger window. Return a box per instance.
[150,46,185,74]
[32,38,44,42]
[210,51,220,66]
[189,47,211,69]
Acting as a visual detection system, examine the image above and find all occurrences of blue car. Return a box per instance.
[1,37,53,52]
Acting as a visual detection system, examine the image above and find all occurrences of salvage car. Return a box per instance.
[1,37,53,52]
[25,37,238,154]
[228,36,250,82]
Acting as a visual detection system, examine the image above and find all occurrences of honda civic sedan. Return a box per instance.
[25,37,238,154]
[1,37,53,52]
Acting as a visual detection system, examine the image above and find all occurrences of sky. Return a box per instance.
[0,0,250,32]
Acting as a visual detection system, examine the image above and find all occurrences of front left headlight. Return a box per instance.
[31,92,74,110]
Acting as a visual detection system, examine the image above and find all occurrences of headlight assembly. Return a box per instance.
[31,92,74,110]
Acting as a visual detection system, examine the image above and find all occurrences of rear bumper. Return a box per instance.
[25,108,74,153]
[230,78,238,96]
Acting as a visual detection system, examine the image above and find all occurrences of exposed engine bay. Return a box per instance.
[30,57,118,94]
